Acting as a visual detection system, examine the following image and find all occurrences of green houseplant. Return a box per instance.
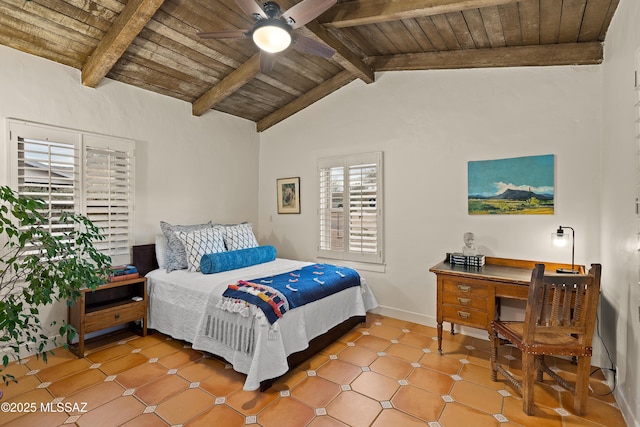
[0,186,111,388]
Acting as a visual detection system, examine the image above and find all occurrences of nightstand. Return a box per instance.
[68,277,147,357]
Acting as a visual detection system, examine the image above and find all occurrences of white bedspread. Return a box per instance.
[146,258,378,390]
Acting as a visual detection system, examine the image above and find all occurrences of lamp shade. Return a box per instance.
[252,20,291,53]
[552,227,570,247]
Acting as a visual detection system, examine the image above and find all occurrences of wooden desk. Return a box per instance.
[429,256,584,354]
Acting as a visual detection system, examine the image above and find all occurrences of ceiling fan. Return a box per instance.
[197,0,337,73]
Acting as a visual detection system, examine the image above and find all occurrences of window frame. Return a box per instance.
[636,51,640,286]
[7,120,135,266]
[318,151,384,264]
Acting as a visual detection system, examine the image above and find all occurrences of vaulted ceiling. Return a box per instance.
[0,0,619,131]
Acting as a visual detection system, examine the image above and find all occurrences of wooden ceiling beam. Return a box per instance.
[82,0,165,87]
[320,0,523,28]
[369,42,603,71]
[257,70,355,132]
[192,54,261,117]
[299,22,375,84]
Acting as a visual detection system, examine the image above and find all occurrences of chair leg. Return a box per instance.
[522,353,535,415]
[490,330,499,381]
[574,356,591,416]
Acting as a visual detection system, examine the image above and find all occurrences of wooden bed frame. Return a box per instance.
[131,244,366,391]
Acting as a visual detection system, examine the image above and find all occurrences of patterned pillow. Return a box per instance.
[224,223,259,251]
[160,221,213,272]
[176,226,226,272]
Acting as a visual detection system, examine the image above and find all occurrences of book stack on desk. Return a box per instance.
[110,265,139,282]
[448,253,486,268]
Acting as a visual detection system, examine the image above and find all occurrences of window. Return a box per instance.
[318,152,383,264]
[8,120,135,265]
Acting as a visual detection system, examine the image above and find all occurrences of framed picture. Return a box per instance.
[468,154,555,215]
[277,177,301,214]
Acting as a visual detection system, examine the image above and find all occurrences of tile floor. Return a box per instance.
[0,314,627,427]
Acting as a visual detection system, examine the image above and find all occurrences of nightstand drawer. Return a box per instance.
[442,305,488,327]
[84,301,145,333]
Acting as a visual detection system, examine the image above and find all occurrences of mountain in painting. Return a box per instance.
[495,189,553,200]
[469,189,553,200]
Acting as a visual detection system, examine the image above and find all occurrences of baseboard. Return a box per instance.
[370,305,436,327]
[369,305,490,341]
[1,324,131,366]
[609,370,637,427]
[0,334,64,364]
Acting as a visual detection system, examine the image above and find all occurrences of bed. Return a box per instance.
[132,243,378,391]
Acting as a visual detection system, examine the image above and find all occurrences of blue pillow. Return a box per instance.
[200,245,277,274]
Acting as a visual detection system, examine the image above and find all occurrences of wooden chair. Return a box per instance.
[490,263,602,415]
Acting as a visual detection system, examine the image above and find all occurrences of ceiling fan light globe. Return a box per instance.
[252,21,291,53]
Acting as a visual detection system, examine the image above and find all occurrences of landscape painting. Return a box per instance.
[468,154,555,215]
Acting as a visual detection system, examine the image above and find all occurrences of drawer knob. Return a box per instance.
[457,285,471,293]
[457,297,471,306]
[114,313,120,320]
[457,311,471,319]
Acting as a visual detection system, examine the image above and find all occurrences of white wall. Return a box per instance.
[600,0,640,424]
[0,45,260,349]
[259,65,602,327]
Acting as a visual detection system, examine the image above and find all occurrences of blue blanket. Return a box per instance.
[221,263,361,324]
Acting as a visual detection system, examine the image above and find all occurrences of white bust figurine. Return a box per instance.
[462,232,477,256]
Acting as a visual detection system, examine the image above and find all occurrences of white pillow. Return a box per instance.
[224,223,259,251]
[176,227,226,272]
[155,234,168,270]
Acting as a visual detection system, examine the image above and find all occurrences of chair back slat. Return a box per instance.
[538,281,550,326]
[523,264,601,345]
[558,283,574,326]
[561,284,572,325]
[550,284,562,326]
[574,282,585,325]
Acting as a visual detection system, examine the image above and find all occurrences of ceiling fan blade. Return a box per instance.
[282,0,336,29]
[234,0,267,19]
[292,35,336,58]
[197,29,249,39]
[260,51,278,73]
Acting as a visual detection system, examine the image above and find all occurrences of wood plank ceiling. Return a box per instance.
[0,0,619,131]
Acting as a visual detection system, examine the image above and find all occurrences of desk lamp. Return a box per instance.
[552,226,579,274]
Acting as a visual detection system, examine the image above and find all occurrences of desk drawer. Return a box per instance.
[442,305,488,327]
[85,302,145,334]
[442,293,486,310]
[442,279,489,297]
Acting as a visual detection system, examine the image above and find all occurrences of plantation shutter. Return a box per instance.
[319,164,345,253]
[318,152,383,264]
[348,160,378,257]
[8,121,135,266]
[10,124,80,244]
[84,136,134,266]
[16,136,79,246]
